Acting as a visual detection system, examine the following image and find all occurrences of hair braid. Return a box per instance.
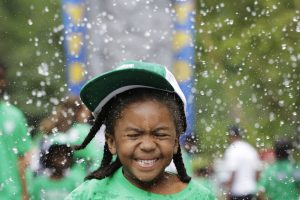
[73,113,104,151]
[85,157,122,180]
[173,144,191,183]
[99,142,113,168]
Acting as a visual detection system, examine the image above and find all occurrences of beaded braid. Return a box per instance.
[173,143,191,183]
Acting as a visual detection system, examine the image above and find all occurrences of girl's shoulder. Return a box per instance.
[163,172,215,198]
[65,178,109,199]
[188,179,216,199]
[65,171,216,200]
[160,177,216,200]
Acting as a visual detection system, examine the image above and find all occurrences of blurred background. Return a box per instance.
[1,0,300,198]
[1,0,299,157]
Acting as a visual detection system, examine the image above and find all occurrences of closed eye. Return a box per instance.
[125,127,143,139]
[126,133,142,139]
[154,133,170,139]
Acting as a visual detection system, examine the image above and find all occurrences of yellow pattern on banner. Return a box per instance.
[70,62,85,84]
[175,2,193,24]
[173,61,192,81]
[67,33,83,57]
[172,31,192,52]
[64,3,84,25]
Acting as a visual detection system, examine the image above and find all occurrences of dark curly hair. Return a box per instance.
[274,138,293,160]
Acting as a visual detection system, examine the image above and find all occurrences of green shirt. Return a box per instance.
[65,167,216,200]
[257,160,300,200]
[29,172,79,200]
[0,102,31,199]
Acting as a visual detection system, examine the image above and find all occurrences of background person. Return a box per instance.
[28,134,80,200]
[28,96,102,178]
[256,138,300,200]
[223,125,262,200]
[0,62,32,200]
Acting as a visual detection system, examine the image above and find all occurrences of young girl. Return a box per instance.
[66,60,215,199]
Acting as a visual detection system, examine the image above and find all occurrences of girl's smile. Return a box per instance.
[135,158,158,167]
[106,99,179,188]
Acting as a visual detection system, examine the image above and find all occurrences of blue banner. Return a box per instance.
[62,0,87,95]
[172,0,195,145]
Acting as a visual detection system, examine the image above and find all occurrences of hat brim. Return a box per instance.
[80,68,175,115]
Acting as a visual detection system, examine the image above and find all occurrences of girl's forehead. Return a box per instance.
[121,99,170,113]
[116,100,175,128]
[125,98,167,106]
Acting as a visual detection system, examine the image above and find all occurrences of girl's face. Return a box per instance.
[106,99,178,186]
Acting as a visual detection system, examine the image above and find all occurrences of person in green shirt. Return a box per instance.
[32,96,102,178]
[28,134,81,200]
[66,60,216,199]
[257,138,300,200]
[0,62,31,199]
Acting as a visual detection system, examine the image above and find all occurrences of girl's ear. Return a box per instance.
[173,136,179,154]
[105,133,117,155]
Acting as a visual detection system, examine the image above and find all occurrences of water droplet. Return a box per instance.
[28,19,33,26]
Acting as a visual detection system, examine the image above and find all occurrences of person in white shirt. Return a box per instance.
[223,125,262,200]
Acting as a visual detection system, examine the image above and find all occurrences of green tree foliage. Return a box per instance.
[0,0,66,131]
[195,0,300,157]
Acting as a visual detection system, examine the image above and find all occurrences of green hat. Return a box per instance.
[80,60,187,118]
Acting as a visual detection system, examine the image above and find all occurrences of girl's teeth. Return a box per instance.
[137,159,156,167]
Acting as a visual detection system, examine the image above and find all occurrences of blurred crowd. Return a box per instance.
[0,63,105,199]
[1,93,106,199]
[1,63,300,200]
[200,126,300,200]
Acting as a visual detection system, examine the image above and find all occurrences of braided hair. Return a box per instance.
[75,88,191,183]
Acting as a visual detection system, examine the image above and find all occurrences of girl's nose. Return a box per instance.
[139,135,156,152]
